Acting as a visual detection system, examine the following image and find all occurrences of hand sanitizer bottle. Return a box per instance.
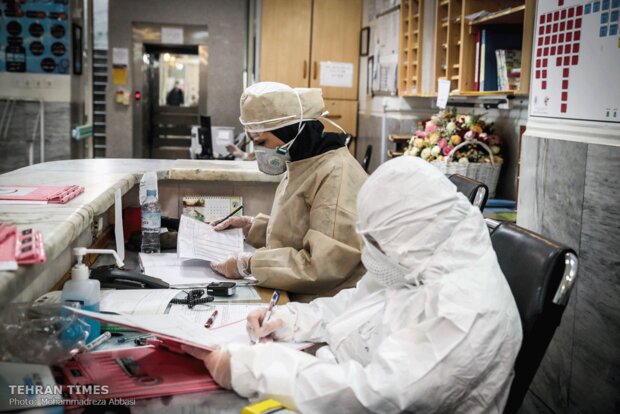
[62,249,101,343]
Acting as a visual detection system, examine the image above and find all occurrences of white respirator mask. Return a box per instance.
[360,233,410,287]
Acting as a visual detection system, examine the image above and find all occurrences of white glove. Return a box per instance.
[212,215,254,237]
[246,306,295,342]
[181,345,232,389]
[210,252,252,279]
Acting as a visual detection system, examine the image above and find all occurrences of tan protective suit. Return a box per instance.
[246,147,367,302]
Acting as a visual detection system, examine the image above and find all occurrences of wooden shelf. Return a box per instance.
[398,0,424,96]
[468,5,526,27]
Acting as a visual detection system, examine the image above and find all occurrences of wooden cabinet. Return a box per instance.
[259,0,312,88]
[309,0,361,100]
[259,0,361,152]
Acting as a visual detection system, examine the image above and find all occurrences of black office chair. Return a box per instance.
[486,220,579,414]
[362,144,372,172]
[448,174,489,211]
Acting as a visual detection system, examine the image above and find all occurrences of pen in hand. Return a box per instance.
[214,205,243,225]
[253,290,280,344]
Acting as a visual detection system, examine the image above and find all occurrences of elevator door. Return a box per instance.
[145,45,200,159]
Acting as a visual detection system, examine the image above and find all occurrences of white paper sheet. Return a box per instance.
[168,303,264,329]
[112,47,128,65]
[139,252,232,286]
[319,61,354,88]
[68,308,310,351]
[100,289,179,315]
[177,215,244,263]
[437,79,451,109]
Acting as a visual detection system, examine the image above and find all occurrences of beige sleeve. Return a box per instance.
[246,213,270,248]
[250,228,361,294]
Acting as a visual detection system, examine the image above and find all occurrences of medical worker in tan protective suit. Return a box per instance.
[210,82,367,302]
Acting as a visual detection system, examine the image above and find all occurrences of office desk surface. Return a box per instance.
[0,159,282,303]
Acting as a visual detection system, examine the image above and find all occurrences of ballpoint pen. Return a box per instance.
[253,290,280,344]
[204,309,219,329]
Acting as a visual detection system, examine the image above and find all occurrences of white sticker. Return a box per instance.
[112,47,128,66]
[319,62,354,88]
[161,27,184,44]
[436,79,451,109]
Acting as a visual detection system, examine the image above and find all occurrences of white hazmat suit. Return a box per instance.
[228,156,522,413]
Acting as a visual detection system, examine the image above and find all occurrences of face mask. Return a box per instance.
[255,144,292,175]
[361,234,409,287]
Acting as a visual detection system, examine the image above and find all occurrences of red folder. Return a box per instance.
[0,185,84,204]
[55,346,219,405]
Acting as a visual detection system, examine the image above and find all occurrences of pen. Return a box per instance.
[84,331,112,351]
[253,290,280,344]
[263,290,280,325]
[204,309,219,329]
[216,205,244,224]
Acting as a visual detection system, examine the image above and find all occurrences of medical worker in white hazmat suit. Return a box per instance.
[183,156,523,413]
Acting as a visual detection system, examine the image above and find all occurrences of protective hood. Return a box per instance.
[239,82,325,133]
[356,156,487,284]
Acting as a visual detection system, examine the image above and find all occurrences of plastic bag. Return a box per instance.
[0,303,89,364]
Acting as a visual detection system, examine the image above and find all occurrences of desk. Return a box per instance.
[0,159,282,304]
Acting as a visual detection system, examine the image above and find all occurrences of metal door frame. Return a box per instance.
[131,22,208,158]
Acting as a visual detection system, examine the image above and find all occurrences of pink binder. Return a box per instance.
[55,346,219,405]
[0,185,85,204]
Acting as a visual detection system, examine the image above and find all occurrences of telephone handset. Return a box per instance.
[90,266,170,289]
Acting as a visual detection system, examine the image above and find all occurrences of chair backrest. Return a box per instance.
[448,174,489,210]
[362,144,373,173]
[487,221,578,414]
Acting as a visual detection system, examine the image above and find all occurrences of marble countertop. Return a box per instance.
[0,159,280,302]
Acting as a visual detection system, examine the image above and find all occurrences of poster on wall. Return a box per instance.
[0,0,70,75]
[530,0,620,123]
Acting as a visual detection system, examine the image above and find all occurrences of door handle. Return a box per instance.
[324,114,342,119]
[303,60,307,79]
[313,61,318,80]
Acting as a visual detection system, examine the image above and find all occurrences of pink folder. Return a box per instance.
[0,185,84,204]
[55,346,219,405]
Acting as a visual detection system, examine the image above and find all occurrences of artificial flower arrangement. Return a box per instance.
[404,108,503,165]
[404,108,504,197]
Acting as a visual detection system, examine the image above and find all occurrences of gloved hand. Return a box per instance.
[211,252,252,279]
[246,307,294,342]
[181,345,232,389]
[212,215,254,237]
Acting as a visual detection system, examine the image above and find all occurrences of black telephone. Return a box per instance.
[90,266,170,289]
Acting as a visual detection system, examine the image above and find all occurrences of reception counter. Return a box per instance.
[0,159,281,303]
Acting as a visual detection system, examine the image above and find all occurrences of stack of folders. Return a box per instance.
[0,185,85,204]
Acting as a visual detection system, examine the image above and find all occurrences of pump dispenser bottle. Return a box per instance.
[62,247,124,343]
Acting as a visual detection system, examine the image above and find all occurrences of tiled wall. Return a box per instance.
[517,135,620,413]
[0,101,71,174]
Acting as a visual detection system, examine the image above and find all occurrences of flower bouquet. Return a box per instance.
[404,108,504,197]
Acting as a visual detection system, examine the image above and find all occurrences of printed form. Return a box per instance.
[177,215,244,263]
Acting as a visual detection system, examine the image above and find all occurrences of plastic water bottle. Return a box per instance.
[141,189,161,253]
